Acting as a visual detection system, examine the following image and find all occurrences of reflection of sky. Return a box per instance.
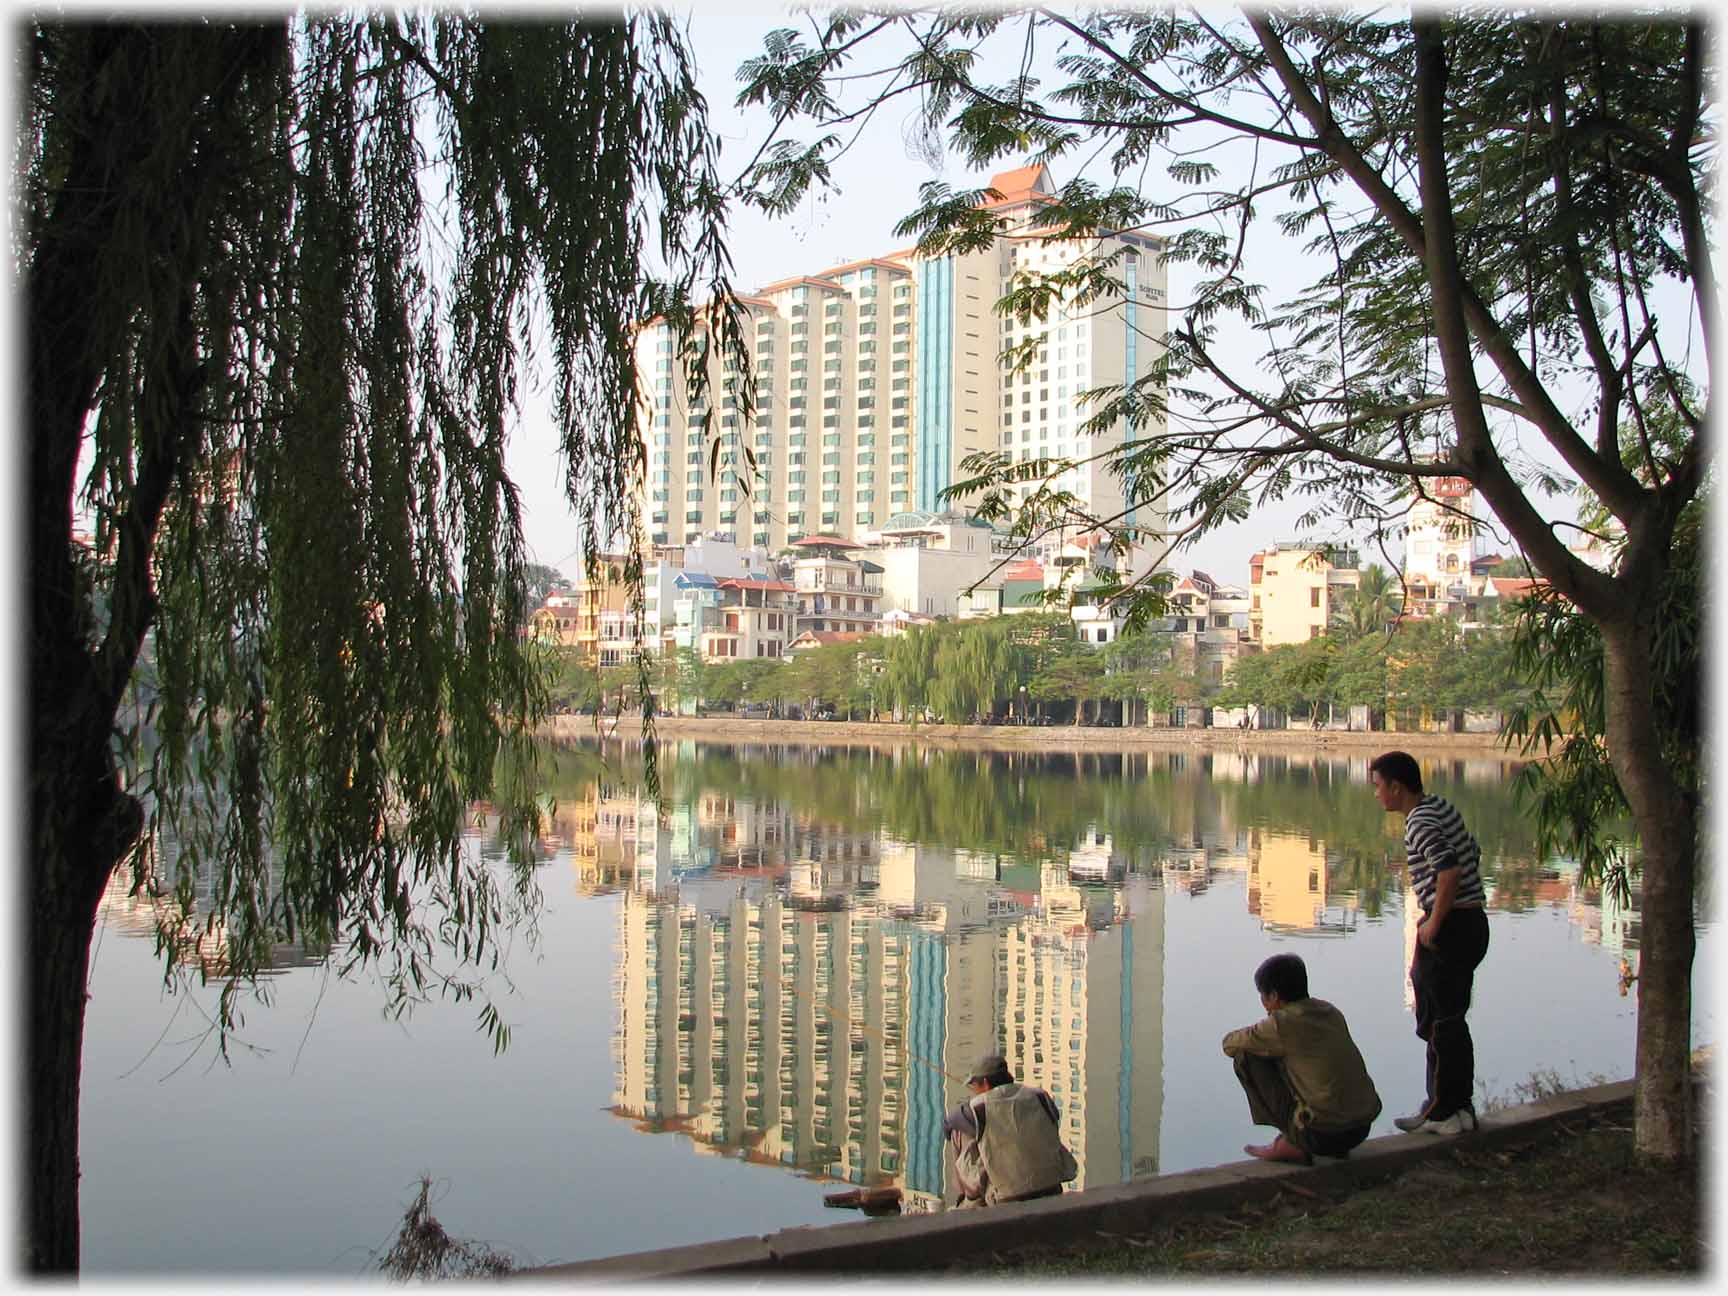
[80,747,1717,1273]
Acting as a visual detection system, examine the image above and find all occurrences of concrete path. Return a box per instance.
[507,1079,1636,1281]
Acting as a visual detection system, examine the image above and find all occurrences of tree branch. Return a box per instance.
[1247,12,1648,526]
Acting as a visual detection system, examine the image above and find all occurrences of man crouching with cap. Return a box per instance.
[943,1052,1077,1207]
[1222,953,1382,1165]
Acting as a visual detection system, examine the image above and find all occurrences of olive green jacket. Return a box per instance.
[1221,997,1382,1130]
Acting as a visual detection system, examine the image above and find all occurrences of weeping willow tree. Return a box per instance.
[23,16,737,1272]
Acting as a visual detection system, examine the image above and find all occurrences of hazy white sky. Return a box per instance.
[508,5,1583,583]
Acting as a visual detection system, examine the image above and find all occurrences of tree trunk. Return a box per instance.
[27,682,141,1270]
[1600,621,1697,1161]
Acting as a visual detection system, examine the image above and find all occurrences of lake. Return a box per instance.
[80,739,1716,1274]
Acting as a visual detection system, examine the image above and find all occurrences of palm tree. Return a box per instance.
[1335,564,1403,640]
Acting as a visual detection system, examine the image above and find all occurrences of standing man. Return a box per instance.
[1370,750,1490,1133]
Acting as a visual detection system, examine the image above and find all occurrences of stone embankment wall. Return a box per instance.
[540,714,1516,757]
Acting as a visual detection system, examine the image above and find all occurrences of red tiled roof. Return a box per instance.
[758,274,845,295]
[1001,560,1044,581]
[984,163,1053,205]
[719,578,796,593]
[792,534,864,549]
[812,256,913,280]
[1491,577,1546,599]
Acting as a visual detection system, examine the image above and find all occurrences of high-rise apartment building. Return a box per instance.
[634,164,1167,554]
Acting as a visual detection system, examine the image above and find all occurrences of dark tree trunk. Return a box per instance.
[23,27,228,1264]
[27,656,142,1270]
[1601,620,1697,1161]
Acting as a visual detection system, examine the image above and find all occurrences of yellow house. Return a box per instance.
[1249,543,1360,647]
[528,555,634,657]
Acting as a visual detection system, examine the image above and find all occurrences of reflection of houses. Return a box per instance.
[96,839,333,978]
[999,872,1165,1196]
[1247,831,1360,937]
[1067,827,1126,884]
[550,782,650,895]
[612,885,926,1189]
[1159,829,1253,897]
[610,831,1166,1211]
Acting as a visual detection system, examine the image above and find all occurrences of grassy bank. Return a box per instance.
[956,1097,1707,1278]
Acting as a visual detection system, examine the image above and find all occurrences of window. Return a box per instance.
[1310,587,1322,608]
[1310,625,1324,639]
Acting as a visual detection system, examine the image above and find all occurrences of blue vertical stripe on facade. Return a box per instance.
[905,931,948,1197]
[916,259,955,512]
[1118,918,1134,1181]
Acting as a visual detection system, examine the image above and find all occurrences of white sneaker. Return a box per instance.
[1392,1111,1429,1132]
[1413,1108,1479,1135]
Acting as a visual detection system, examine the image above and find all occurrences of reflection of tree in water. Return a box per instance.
[577,741,1544,915]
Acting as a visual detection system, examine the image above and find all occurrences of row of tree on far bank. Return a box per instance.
[548,599,1526,730]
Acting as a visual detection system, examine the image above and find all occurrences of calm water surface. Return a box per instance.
[80,741,1716,1274]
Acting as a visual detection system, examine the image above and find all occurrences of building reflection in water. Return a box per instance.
[602,806,1167,1211]
[574,746,1624,1212]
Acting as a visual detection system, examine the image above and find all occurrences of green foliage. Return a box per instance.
[1502,507,1704,907]
[1331,565,1402,641]
[32,15,737,1039]
[1215,617,1523,722]
[522,564,569,611]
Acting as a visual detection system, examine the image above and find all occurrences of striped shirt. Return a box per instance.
[1404,794,1486,913]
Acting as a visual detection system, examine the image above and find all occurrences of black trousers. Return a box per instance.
[1411,905,1491,1119]
[1232,1054,1370,1157]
